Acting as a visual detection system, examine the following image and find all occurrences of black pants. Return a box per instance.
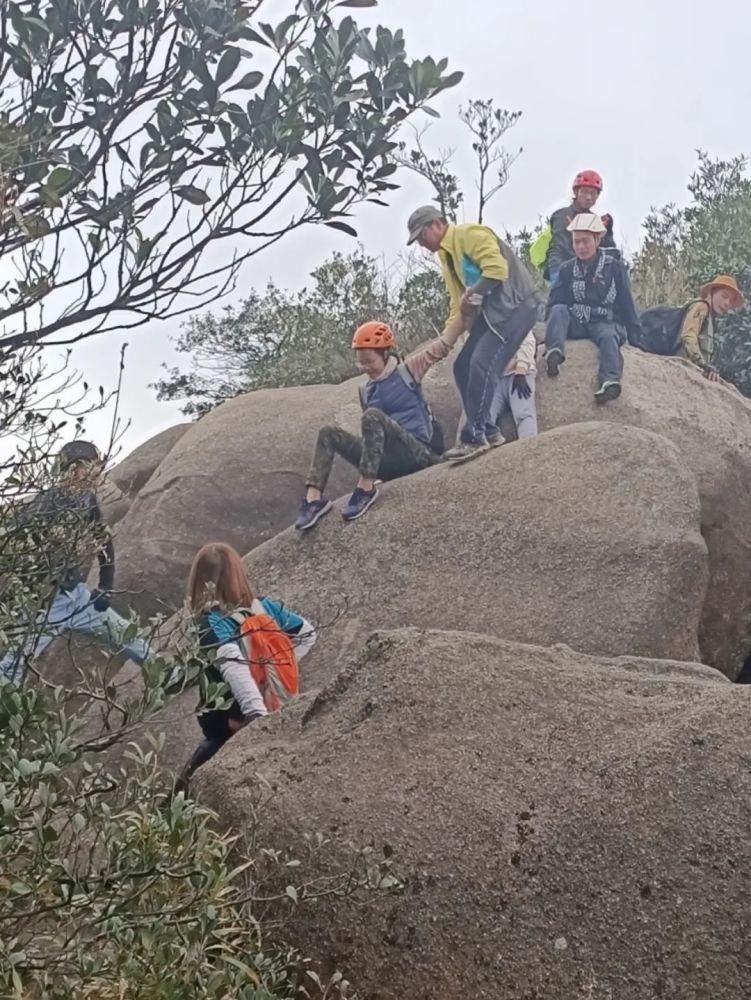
[455,301,538,444]
[173,710,235,794]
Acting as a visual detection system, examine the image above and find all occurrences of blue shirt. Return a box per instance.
[205,597,303,646]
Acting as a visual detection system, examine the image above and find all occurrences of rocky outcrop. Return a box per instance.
[248,421,707,685]
[198,627,751,1000]
[529,343,751,677]
[109,341,751,675]
[110,423,190,499]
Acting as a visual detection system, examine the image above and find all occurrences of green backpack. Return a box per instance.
[529,225,552,270]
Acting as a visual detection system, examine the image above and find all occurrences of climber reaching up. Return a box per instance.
[294,321,450,528]
[406,204,541,464]
[536,169,618,282]
[174,542,316,793]
[545,214,642,404]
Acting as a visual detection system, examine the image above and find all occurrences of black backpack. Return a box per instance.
[632,299,704,356]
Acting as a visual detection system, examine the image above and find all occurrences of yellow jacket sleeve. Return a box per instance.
[680,301,711,366]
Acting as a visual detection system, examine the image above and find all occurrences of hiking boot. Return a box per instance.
[594,380,622,404]
[443,440,490,465]
[486,430,506,448]
[342,485,379,521]
[295,497,332,531]
[546,348,564,378]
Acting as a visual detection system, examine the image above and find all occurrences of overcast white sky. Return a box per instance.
[64,0,751,456]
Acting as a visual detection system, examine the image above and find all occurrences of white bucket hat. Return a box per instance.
[567,212,607,234]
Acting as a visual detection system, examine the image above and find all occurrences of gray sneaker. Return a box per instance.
[486,430,506,448]
[546,348,564,377]
[594,380,622,404]
[443,440,490,465]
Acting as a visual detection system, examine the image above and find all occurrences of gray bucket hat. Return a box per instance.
[406,204,444,246]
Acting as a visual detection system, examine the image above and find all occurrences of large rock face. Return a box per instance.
[110,423,190,498]
[529,343,751,678]
[199,628,751,1000]
[111,342,751,675]
[248,421,707,685]
[112,384,366,614]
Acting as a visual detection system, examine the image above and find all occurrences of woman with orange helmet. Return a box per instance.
[294,321,452,527]
[543,169,617,282]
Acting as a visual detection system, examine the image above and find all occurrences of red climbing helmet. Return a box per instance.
[351,321,396,350]
[572,169,603,192]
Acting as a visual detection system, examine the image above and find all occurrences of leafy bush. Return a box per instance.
[631,152,751,393]
[0,350,377,998]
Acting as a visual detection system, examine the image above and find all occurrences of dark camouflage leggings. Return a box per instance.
[305,407,436,491]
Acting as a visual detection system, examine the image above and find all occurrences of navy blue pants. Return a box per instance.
[454,301,538,444]
[546,304,625,383]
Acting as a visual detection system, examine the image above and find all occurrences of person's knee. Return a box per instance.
[317,423,338,442]
[361,407,386,428]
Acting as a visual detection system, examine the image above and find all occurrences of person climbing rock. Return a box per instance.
[540,169,617,282]
[633,275,745,381]
[487,330,539,443]
[406,204,541,464]
[0,440,151,681]
[545,214,642,404]
[174,542,316,793]
[295,321,449,527]
[677,275,744,381]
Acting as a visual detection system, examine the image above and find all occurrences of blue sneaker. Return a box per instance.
[342,485,379,522]
[295,497,332,531]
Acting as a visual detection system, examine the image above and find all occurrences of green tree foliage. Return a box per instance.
[0,0,461,352]
[631,151,751,393]
[154,247,448,415]
[0,349,399,997]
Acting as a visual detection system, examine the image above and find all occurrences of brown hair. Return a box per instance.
[187,542,255,612]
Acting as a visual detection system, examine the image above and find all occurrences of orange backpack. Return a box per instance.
[231,606,299,713]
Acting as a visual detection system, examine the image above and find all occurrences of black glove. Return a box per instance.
[511,373,532,400]
[90,588,111,612]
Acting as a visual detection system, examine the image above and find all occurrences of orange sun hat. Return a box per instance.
[700,274,745,309]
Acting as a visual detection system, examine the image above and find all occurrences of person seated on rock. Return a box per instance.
[406,204,541,463]
[545,214,642,404]
[0,440,151,682]
[486,330,539,443]
[677,275,745,382]
[541,169,618,282]
[175,542,316,792]
[295,321,451,528]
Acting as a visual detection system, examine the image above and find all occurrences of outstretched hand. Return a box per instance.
[702,365,721,383]
[511,373,532,399]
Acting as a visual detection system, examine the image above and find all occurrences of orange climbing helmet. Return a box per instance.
[573,169,603,192]
[351,321,396,350]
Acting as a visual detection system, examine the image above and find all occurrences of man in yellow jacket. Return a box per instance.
[407,205,541,461]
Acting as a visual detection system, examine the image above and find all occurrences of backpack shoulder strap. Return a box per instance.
[357,382,367,410]
[396,362,417,391]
